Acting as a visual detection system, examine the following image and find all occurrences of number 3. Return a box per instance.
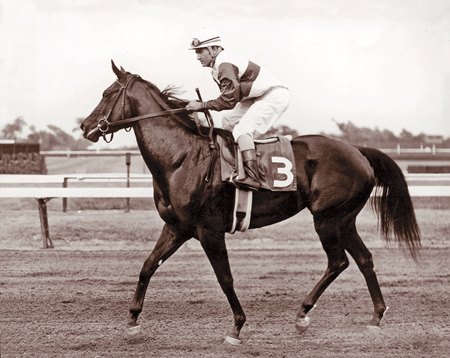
[271,156,294,187]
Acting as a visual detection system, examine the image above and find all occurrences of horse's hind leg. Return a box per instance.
[296,213,350,333]
[342,221,387,328]
[127,223,189,334]
[197,227,246,345]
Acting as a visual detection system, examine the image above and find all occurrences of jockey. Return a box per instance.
[186,30,290,191]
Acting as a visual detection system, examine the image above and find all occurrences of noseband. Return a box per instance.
[97,75,139,143]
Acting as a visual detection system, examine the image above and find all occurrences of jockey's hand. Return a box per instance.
[186,100,203,112]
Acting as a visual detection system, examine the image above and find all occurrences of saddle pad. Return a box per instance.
[255,136,297,191]
[217,135,297,192]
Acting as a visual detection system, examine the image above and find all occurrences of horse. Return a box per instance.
[80,61,420,344]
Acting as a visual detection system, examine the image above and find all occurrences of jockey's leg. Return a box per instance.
[233,134,260,191]
[230,88,290,191]
[233,86,290,139]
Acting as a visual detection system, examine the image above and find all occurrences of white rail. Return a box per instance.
[0,173,154,249]
[0,173,152,184]
[405,186,450,197]
[0,187,153,198]
[1,173,449,249]
[1,174,450,197]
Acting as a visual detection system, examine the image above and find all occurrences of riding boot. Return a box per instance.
[234,149,260,191]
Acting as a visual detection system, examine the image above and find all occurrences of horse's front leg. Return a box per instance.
[197,227,246,345]
[127,223,189,335]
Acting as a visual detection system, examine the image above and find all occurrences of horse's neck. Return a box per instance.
[135,118,191,159]
[132,95,197,182]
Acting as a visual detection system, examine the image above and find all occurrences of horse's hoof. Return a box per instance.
[366,324,381,331]
[224,336,242,345]
[295,315,310,333]
[125,324,141,336]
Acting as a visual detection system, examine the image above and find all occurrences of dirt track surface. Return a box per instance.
[1,240,449,357]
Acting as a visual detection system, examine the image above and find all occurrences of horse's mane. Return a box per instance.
[161,86,189,107]
[136,75,232,139]
[139,77,188,109]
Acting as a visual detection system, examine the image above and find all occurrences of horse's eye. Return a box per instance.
[103,92,108,98]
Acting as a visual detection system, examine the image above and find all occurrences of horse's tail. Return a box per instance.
[358,146,421,260]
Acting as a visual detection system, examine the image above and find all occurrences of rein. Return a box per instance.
[98,107,188,133]
[96,75,186,141]
[96,74,218,182]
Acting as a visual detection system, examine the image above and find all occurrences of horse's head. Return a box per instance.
[81,60,139,142]
[81,61,203,144]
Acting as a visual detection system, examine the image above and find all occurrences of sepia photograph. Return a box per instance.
[1,0,449,357]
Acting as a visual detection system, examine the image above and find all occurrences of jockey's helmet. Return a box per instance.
[189,28,223,50]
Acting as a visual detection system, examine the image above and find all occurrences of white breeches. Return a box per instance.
[221,86,290,140]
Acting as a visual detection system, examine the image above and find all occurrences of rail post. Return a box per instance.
[36,198,54,249]
[125,152,131,212]
[62,177,68,212]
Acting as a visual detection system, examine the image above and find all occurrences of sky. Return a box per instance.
[1,0,449,148]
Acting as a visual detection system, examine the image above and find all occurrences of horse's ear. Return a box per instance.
[120,66,126,72]
[111,60,124,79]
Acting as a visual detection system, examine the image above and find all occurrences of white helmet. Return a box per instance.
[189,28,223,50]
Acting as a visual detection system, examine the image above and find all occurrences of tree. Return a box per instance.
[73,117,85,133]
[27,121,90,150]
[400,129,414,141]
[1,117,26,139]
[1,117,91,149]
[265,124,300,137]
[331,119,400,146]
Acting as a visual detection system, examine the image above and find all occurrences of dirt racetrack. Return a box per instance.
[1,208,450,357]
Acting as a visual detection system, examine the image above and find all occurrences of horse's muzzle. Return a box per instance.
[84,126,100,142]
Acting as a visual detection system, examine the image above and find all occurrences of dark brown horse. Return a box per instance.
[80,61,420,344]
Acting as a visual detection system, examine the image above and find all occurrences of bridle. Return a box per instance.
[95,74,186,143]
[95,74,137,142]
[92,73,218,182]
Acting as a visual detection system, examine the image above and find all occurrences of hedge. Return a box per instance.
[0,153,47,174]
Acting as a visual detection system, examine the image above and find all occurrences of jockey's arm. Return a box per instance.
[186,63,241,112]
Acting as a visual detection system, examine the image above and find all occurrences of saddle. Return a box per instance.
[214,134,297,233]
[216,135,297,192]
